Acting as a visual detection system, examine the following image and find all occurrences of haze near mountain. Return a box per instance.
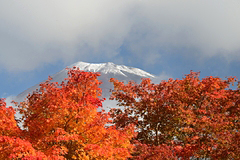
[15,62,155,110]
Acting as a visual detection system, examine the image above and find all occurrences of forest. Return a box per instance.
[0,68,239,159]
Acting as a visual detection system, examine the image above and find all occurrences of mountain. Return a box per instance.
[14,62,155,110]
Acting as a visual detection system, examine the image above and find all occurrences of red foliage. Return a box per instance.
[1,70,239,159]
[131,140,177,160]
[0,68,135,159]
[110,71,240,159]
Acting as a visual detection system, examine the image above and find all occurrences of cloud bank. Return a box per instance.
[1,0,240,71]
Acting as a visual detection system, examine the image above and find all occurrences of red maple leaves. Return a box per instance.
[0,68,135,159]
[0,70,239,159]
[110,71,240,159]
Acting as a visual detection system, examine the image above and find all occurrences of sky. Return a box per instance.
[1,0,240,101]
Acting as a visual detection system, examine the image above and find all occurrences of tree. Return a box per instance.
[0,98,47,159]
[0,68,135,159]
[110,71,240,159]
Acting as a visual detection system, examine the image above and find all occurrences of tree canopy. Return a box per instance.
[0,68,135,159]
[0,70,239,159]
[110,71,240,159]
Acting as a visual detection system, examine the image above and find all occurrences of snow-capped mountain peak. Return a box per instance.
[69,61,155,78]
[14,62,155,103]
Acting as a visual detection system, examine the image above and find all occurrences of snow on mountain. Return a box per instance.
[15,62,155,107]
[69,62,154,78]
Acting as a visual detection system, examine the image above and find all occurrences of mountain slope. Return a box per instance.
[15,62,155,104]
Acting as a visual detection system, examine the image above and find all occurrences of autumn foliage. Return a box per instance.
[0,68,135,159]
[110,71,240,159]
[0,69,240,159]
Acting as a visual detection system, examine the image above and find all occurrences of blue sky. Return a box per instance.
[1,0,240,100]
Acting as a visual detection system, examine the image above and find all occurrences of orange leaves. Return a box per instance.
[0,68,135,159]
[84,126,134,159]
[80,120,135,159]
[110,71,240,159]
[133,141,177,160]
[1,70,239,159]
[0,136,48,159]
[0,99,20,137]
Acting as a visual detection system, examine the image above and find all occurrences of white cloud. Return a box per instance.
[152,72,172,84]
[0,0,240,71]
[126,0,240,58]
